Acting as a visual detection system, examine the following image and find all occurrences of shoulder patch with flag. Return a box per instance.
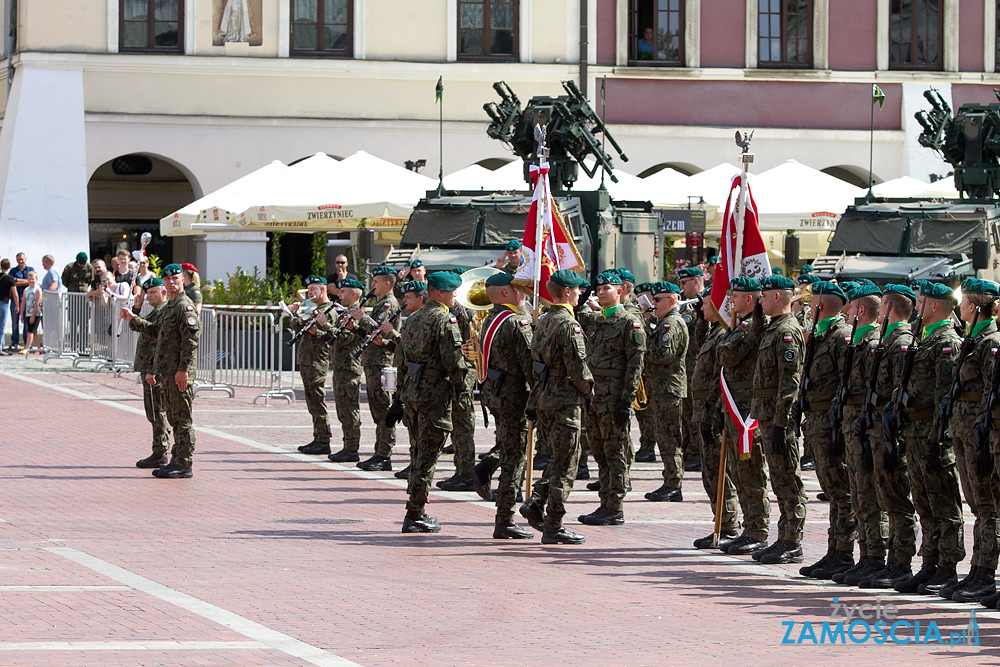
[632,321,641,328]
[783,334,793,342]
[942,346,953,354]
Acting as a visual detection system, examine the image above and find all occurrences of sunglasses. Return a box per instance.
[336,261,347,265]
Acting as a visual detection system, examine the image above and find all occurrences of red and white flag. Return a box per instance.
[720,368,758,460]
[708,173,771,327]
[512,162,585,303]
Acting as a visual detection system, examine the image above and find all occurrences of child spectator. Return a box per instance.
[19,270,41,354]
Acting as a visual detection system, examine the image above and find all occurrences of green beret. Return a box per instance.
[797,274,820,286]
[304,275,327,286]
[708,255,719,265]
[813,280,847,304]
[677,267,704,279]
[839,281,859,294]
[485,273,514,287]
[550,269,587,288]
[595,271,622,286]
[798,264,814,275]
[505,239,522,251]
[410,259,424,268]
[856,278,876,287]
[883,284,917,305]
[617,267,635,283]
[161,263,183,277]
[962,278,999,296]
[730,276,761,292]
[339,278,363,290]
[771,267,784,276]
[426,271,462,291]
[922,281,955,300]
[400,280,427,294]
[910,280,929,293]
[761,275,795,291]
[371,265,395,277]
[653,282,680,295]
[76,251,88,264]
[451,267,466,275]
[142,277,163,290]
[848,283,883,301]
[634,282,651,294]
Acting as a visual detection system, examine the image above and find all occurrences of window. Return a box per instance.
[758,0,811,67]
[890,0,942,70]
[120,0,183,52]
[291,0,352,57]
[458,0,518,61]
[629,0,684,65]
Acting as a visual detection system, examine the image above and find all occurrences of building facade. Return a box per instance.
[0,0,996,278]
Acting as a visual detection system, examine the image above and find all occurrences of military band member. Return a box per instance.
[436,296,478,491]
[397,271,468,533]
[354,265,401,471]
[576,271,645,526]
[494,240,522,275]
[678,267,708,471]
[394,259,426,300]
[291,276,336,456]
[124,277,170,469]
[633,282,658,463]
[519,270,594,544]
[643,281,688,503]
[382,281,428,481]
[327,278,366,463]
[750,275,807,564]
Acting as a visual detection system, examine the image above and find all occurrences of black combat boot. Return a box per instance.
[518,498,545,531]
[979,590,1000,608]
[832,557,870,584]
[578,507,625,526]
[586,480,601,491]
[136,454,168,469]
[761,540,804,564]
[356,455,391,471]
[471,462,492,501]
[694,531,738,550]
[800,548,834,578]
[811,550,855,580]
[541,526,586,544]
[727,535,768,556]
[328,449,359,463]
[436,474,475,491]
[860,562,912,589]
[939,565,978,600]
[634,448,656,463]
[844,558,885,586]
[894,562,938,593]
[532,455,550,471]
[401,512,440,533]
[299,441,331,455]
[953,567,996,603]
[394,464,411,479]
[493,522,533,539]
[644,484,682,502]
[918,562,958,595]
[575,462,590,480]
[752,540,784,562]
[152,464,192,479]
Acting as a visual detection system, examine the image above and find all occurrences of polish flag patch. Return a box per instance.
[739,320,749,328]
[783,334,793,342]
[900,345,909,352]
[632,322,641,328]
[942,346,953,354]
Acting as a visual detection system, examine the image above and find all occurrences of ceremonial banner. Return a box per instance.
[480,309,516,375]
[720,368,758,460]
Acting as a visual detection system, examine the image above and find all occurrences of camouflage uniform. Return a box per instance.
[803,316,857,553]
[682,304,708,464]
[290,306,335,446]
[874,321,918,566]
[61,262,94,293]
[527,305,594,529]
[481,305,534,523]
[752,312,807,544]
[383,314,415,470]
[717,313,770,542]
[128,301,169,457]
[691,323,739,532]
[329,312,364,453]
[643,308,687,489]
[447,304,477,479]
[357,294,402,458]
[840,324,889,560]
[578,306,645,512]
[398,300,467,515]
[183,282,203,308]
[899,319,965,567]
[152,293,200,467]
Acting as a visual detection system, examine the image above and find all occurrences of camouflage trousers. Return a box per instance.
[903,435,965,565]
[492,409,529,524]
[698,411,739,533]
[724,417,770,541]
[843,408,888,559]
[759,419,807,543]
[300,371,331,445]
[142,381,169,457]
[681,393,700,463]
[955,434,1000,569]
[364,365,396,458]
[587,400,632,512]
[651,394,684,488]
[531,405,583,530]
[332,372,361,452]
[635,399,656,455]
[449,374,476,478]
[159,376,195,468]
[403,397,452,516]
[871,420,917,565]
[804,410,856,552]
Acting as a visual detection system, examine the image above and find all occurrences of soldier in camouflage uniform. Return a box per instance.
[394,259,426,301]
[61,252,95,293]
[519,270,594,544]
[436,295,478,491]
[717,277,771,555]
[678,267,708,470]
[354,266,402,471]
[750,275,807,565]
[575,271,645,526]
[493,240,522,275]
[977,286,1000,609]
[633,282,659,463]
[691,295,741,549]
[891,281,966,595]
[470,273,535,538]
[642,281,688,503]
[290,276,336,456]
[326,278,366,463]
[796,282,857,579]
[181,263,203,314]
[122,264,200,479]
[125,277,170,469]
[397,271,468,533]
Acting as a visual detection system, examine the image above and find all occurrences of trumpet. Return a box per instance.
[633,377,649,411]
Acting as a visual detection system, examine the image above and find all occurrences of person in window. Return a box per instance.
[637,27,655,60]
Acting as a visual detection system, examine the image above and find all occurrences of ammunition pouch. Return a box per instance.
[407,361,424,390]
[532,361,549,389]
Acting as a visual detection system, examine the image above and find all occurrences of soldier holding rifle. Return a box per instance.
[382,281,428,481]
[290,275,336,456]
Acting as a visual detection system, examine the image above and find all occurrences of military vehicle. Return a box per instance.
[385,81,661,283]
[812,89,1000,286]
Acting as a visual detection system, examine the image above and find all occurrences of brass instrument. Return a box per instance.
[456,266,505,383]
[633,377,649,411]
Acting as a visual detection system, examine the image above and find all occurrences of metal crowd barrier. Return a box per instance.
[200,308,294,405]
[42,291,92,363]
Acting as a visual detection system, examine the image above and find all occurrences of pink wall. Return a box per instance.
[595,0,616,66]
[604,79,902,130]
[959,0,985,72]
[828,0,877,70]
[700,0,746,68]
[953,84,1000,108]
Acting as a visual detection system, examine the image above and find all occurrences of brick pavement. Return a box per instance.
[0,355,997,665]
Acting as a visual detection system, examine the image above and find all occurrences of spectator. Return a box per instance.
[86,260,109,302]
[41,255,61,292]
[0,259,19,355]
[18,270,41,354]
[637,27,655,59]
[115,248,134,284]
[326,254,358,286]
[180,263,203,314]
[62,252,95,293]
[98,272,129,307]
[134,257,155,288]
[9,252,34,351]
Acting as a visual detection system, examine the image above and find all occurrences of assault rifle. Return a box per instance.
[856,314,890,459]
[790,288,822,437]
[883,306,925,455]
[974,336,1000,468]
[936,306,986,442]
[830,314,859,456]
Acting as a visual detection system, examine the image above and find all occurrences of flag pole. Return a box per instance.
[436,76,444,196]
[867,84,877,203]
[524,123,548,498]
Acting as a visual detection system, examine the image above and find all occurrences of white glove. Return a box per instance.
[132,250,145,261]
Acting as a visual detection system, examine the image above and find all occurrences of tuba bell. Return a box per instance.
[456,266,505,383]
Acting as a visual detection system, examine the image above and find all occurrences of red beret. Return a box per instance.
[180,263,197,272]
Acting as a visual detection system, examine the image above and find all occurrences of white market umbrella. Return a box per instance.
[873,175,960,198]
[683,163,743,208]
[750,160,866,232]
[639,167,692,206]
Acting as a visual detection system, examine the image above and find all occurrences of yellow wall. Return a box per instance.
[366,0,447,61]
[20,0,107,52]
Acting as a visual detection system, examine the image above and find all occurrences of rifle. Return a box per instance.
[975,335,1000,453]
[328,289,377,342]
[882,305,925,453]
[352,304,405,360]
[857,314,890,457]
[830,314,859,455]
[936,306,986,442]
[791,286,824,437]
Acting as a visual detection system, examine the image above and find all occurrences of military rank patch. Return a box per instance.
[683,314,693,323]
[662,333,670,342]
[728,331,741,341]
[784,350,796,362]
[942,346,953,354]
